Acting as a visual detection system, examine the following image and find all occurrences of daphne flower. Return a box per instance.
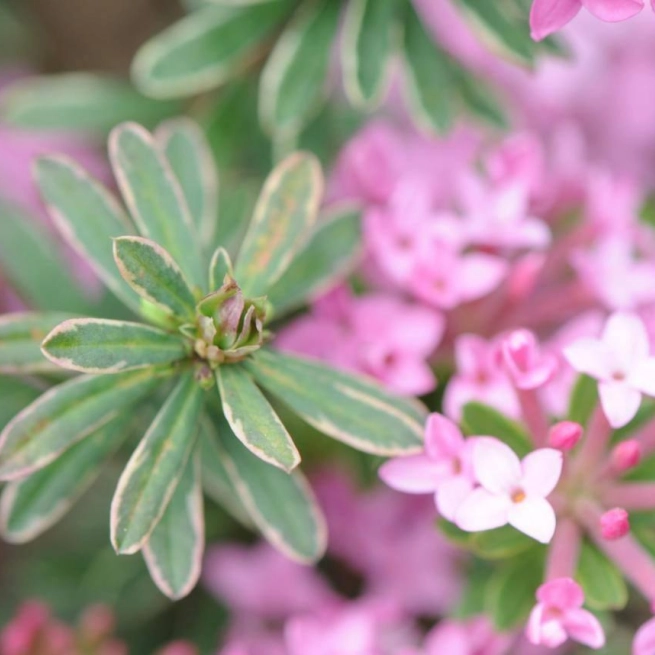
[634,616,655,655]
[501,329,559,389]
[564,311,655,428]
[526,578,605,649]
[530,0,647,41]
[379,414,475,521]
[456,438,562,543]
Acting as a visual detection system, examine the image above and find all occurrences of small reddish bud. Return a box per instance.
[612,439,642,472]
[548,421,583,451]
[600,508,630,540]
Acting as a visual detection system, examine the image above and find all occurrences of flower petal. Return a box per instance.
[530,0,581,40]
[472,437,521,495]
[536,577,584,610]
[598,381,642,428]
[602,311,649,370]
[634,617,655,655]
[521,448,563,497]
[455,488,510,533]
[436,476,475,522]
[563,338,613,380]
[508,497,556,543]
[563,608,605,649]
[628,357,655,397]
[425,413,465,460]
[582,0,644,21]
[526,604,569,648]
[378,455,446,494]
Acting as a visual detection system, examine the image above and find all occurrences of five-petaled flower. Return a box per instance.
[564,312,655,428]
[456,438,562,544]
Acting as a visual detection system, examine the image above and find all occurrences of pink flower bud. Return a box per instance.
[600,508,630,540]
[501,329,558,389]
[611,439,641,472]
[548,421,583,451]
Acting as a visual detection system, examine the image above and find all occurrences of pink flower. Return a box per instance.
[634,616,655,655]
[530,0,647,41]
[456,438,562,544]
[379,414,475,521]
[444,335,519,422]
[276,288,444,396]
[526,578,605,649]
[422,617,512,655]
[564,311,655,428]
[501,329,559,390]
[599,508,630,540]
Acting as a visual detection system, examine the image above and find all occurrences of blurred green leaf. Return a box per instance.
[1,74,179,133]
[132,3,292,99]
[471,525,536,560]
[577,540,628,611]
[156,118,219,245]
[41,318,188,374]
[109,123,204,288]
[111,372,204,554]
[267,206,361,318]
[235,152,323,297]
[0,367,166,480]
[208,408,327,562]
[0,376,42,431]
[0,312,76,374]
[342,0,397,109]
[0,415,131,544]
[216,364,300,471]
[143,454,204,599]
[259,0,340,137]
[461,402,532,457]
[568,374,598,427]
[208,247,234,291]
[35,156,141,313]
[247,349,425,455]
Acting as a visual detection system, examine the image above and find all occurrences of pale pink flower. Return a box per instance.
[572,238,655,311]
[501,329,559,390]
[380,414,475,521]
[456,438,562,544]
[444,335,519,422]
[526,578,605,649]
[564,312,655,428]
[634,616,655,655]
[530,0,647,41]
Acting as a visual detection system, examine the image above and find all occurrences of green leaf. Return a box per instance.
[208,247,234,292]
[0,377,42,432]
[132,4,292,99]
[216,364,300,472]
[259,0,341,136]
[246,349,425,455]
[235,152,323,297]
[111,372,204,554]
[156,118,219,245]
[461,402,532,457]
[0,368,166,480]
[341,0,397,109]
[486,550,543,631]
[0,312,76,374]
[568,374,598,427]
[35,156,141,313]
[453,68,507,129]
[0,201,91,314]
[143,454,204,599]
[209,409,327,562]
[437,518,476,549]
[0,73,179,133]
[0,415,131,543]
[577,540,628,611]
[402,3,454,134]
[471,525,536,560]
[109,122,204,288]
[113,236,197,321]
[452,0,535,66]
[42,318,188,374]
[199,420,252,526]
[266,206,361,317]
